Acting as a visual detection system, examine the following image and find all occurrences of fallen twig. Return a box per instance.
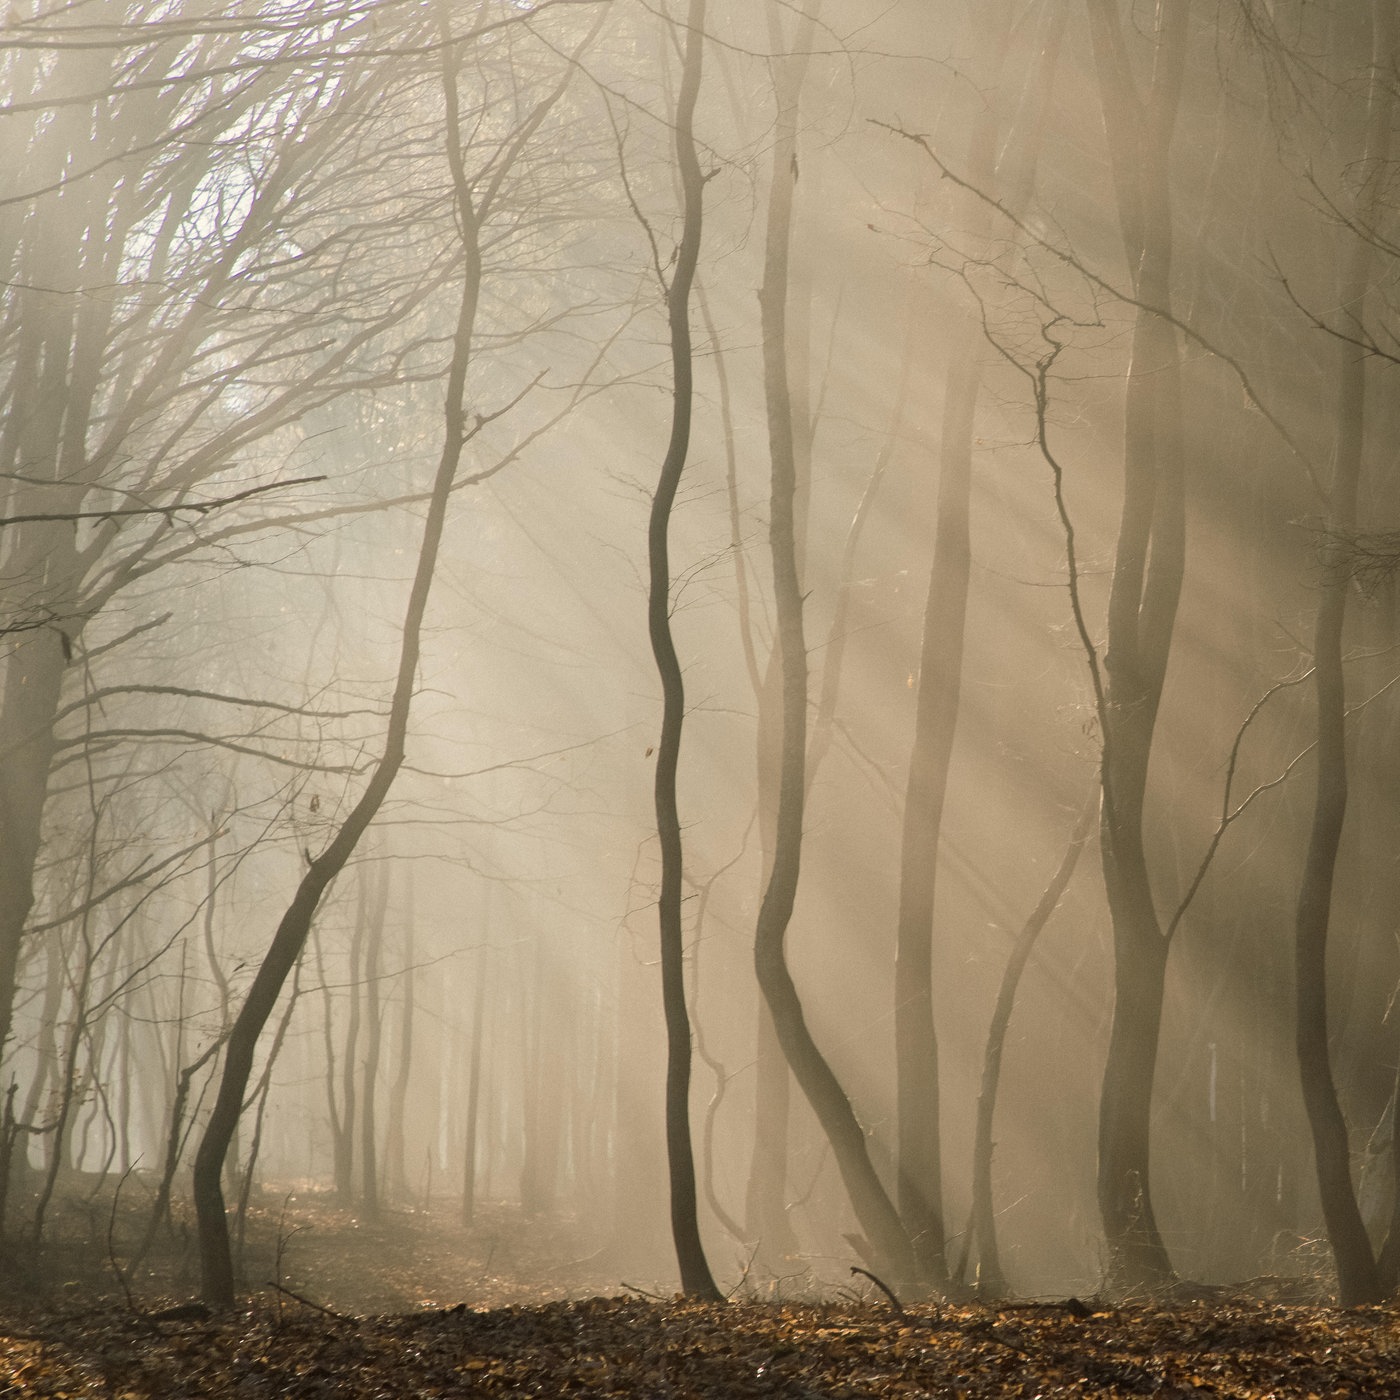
[850,1266,905,1316]
[265,1281,358,1325]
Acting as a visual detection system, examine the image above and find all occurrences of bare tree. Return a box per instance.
[641,0,723,1302]
[0,0,466,1126]
[192,7,584,1305]
[752,0,918,1291]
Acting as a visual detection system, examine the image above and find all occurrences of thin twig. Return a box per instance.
[0,475,326,528]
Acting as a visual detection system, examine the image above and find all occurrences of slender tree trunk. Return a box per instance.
[337,899,364,1201]
[1294,0,1393,1308]
[360,859,388,1217]
[132,1034,223,1270]
[520,948,548,1214]
[461,952,486,1228]
[313,927,347,1198]
[967,797,1094,1294]
[753,0,915,1291]
[744,731,797,1257]
[385,869,415,1202]
[198,819,239,1193]
[233,959,303,1271]
[1085,0,1189,1291]
[894,0,1064,1289]
[697,294,791,1255]
[892,0,1016,1283]
[193,42,494,1303]
[704,283,794,1253]
[645,0,721,1302]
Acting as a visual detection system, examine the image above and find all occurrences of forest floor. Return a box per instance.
[0,1180,1398,1396]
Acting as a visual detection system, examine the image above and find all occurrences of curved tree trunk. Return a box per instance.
[753,0,915,1292]
[1294,0,1393,1309]
[646,0,721,1302]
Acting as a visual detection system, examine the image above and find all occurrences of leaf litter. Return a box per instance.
[3,1191,1397,1396]
[4,1292,1400,1396]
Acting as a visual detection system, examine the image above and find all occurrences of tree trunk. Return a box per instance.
[743,688,797,1259]
[645,0,721,1302]
[1085,0,1189,1291]
[753,0,916,1291]
[1293,0,1393,1308]
[337,900,364,1201]
[707,286,798,1262]
[192,42,494,1303]
[385,869,416,1202]
[461,952,487,1228]
[360,859,389,1218]
[968,798,1093,1295]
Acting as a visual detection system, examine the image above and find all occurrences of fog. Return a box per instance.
[2,0,1399,1306]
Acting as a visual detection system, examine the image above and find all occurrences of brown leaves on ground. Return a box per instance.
[2,1291,1399,1397]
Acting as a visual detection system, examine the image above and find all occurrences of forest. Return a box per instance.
[3,1,1400,1382]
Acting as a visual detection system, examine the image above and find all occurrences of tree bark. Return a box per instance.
[753,0,916,1291]
[645,0,722,1303]
[1293,0,1393,1308]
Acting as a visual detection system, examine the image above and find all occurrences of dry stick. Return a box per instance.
[107,1161,141,1315]
[850,1265,905,1317]
[266,1280,356,1324]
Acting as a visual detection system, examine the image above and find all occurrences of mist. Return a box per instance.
[2,0,1398,1310]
